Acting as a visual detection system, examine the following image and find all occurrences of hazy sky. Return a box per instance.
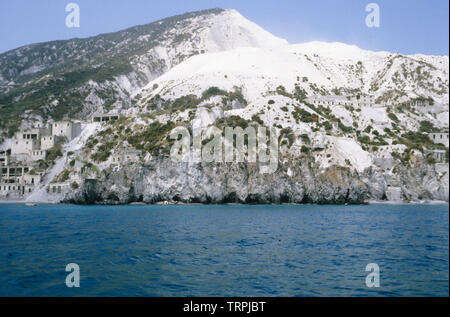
[0,0,448,55]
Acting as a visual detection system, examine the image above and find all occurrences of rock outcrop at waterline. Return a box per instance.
[63,155,448,205]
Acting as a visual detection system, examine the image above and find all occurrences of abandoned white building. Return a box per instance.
[52,121,81,141]
[411,98,434,107]
[385,186,402,202]
[306,94,376,108]
[41,135,56,150]
[424,148,447,163]
[49,182,72,195]
[11,129,44,155]
[0,164,44,196]
[111,145,142,164]
[92,113,120,123]
[0,120,81,198]
[10,121,81,161]
[429,132,449,147]
[0,150,10,166]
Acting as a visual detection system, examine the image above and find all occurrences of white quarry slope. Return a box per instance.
[290,41,390,59]
[130,37,448,177]
[25,154,66,203]
[327,137,373,173]
[137,40,449,105]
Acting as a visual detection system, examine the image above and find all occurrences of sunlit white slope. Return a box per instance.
[147,9,289,71]
[137,40,448,105]
[203,9,289,50]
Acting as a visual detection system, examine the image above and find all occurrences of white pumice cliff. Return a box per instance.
[0,9,448,204]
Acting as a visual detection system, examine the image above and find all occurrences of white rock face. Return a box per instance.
[329,137,373,173]
[204,9,288,51]
[151,9,288,65]
[138,40,448,106]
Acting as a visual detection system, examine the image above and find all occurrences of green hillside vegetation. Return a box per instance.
[0,9,225,138]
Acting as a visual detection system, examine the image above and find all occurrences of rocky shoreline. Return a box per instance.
[2,200,449,206]
[60,155,448,205]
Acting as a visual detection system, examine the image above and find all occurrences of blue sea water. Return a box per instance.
[0,203,448,297]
